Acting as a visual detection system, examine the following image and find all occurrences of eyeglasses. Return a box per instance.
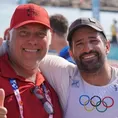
[33,84,54,114]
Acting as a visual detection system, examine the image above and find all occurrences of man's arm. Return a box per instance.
[39,54,76,110]
[39,54,75,89]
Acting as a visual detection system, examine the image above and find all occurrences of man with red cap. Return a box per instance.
[0,3,62,118]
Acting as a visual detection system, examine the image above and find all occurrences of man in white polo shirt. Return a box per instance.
[39,18,118,118]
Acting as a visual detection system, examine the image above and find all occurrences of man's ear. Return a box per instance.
[0,38,3,46]
[106,40,110,54]
[7,32,10,40]
[69,50,73,58]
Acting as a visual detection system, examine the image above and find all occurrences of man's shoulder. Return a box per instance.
[111,66,118,78]
[112,66,118,71]
[39,54,77,78]
[41,54,75,68]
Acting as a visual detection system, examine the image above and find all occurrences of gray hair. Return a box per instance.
[47,29,52,45]
[8,28,14,41]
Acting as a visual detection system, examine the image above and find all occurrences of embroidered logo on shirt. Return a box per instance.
[71,80,80,88]
[113,84,118,91]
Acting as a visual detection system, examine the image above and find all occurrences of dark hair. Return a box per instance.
[98,32,107,45]
[50,14,68,37]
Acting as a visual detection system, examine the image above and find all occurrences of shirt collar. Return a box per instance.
[0,53,18,78]
[0,53,45,85]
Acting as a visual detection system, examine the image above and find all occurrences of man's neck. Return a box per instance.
[9,59,39,83]
[80,64,112,86]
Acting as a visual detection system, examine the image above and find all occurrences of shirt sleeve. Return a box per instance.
[39,54,76,110]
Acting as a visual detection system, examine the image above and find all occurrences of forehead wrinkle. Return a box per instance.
[17,23,48,31]
[17,26,28,30]
[88,36,96,39]
[17,26,48,34]
[75,38,84,43]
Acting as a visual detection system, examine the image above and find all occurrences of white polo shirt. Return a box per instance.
[40,54,76,111]
[39,54,118,118]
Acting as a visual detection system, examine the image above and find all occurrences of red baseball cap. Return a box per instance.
[10,3,51,30]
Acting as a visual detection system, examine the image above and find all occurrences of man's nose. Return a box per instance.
[28,36,37,46]
[83,43,92,53]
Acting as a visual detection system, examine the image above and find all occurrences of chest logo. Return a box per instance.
[71,80,80,88]
[79,95,114,113]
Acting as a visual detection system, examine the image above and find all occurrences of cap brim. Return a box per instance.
[13,20,52,30]
[67,24,105,41]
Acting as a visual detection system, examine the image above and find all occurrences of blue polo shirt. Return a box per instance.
[59,46,75,64]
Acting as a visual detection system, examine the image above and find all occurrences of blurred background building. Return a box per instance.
[28,0,118,11]
[1,0,118,61]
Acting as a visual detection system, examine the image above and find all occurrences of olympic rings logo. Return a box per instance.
[79,95,114,113]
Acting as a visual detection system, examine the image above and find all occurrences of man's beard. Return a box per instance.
[75,50,105,73]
